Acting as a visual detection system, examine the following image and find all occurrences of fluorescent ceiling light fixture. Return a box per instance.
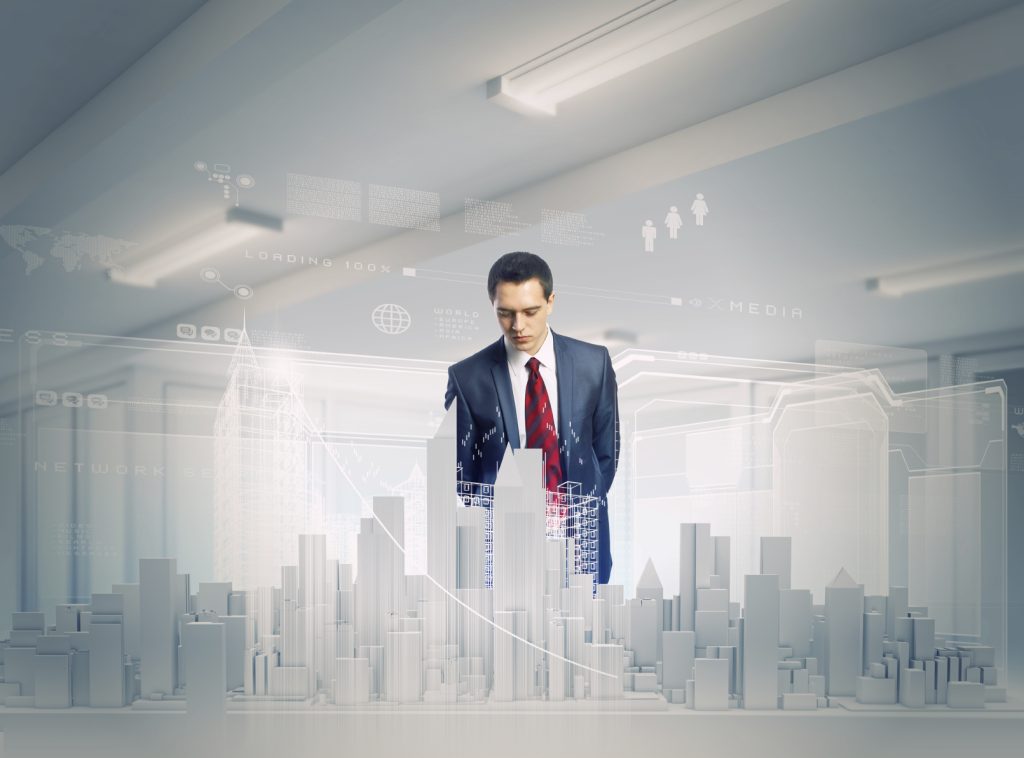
[109,207,282,288]
[487,0,792,115]
[866,247,1024,297]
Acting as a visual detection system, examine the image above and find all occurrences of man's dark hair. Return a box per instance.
[487,252,553,302]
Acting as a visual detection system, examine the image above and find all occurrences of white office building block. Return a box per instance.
[564,616,586,698]
[886,586,908,643]
[184,622,225,716]
[420,600,447,648]
[548,618,568,702]
[197,582,231,616]
[567,582,590,632]
[512,610,535,698]
[456,588,493,681]
[924,658,937,704]
[222,615,246,692]
[492,448,545,650]
[592,598,608,644]
[825,568,863,696]
[694,658,729,710]
[33,650,71,709]
[697,588,730,613]
[663,631,695,691]
[279,599,305,667]
[743,574,779,709]
[330,623,354,664]
[864,595,886,616]
[809,674,826,697]
[900,667,926,708]
[782,692,816,710]
[89,619,125,707]
[679,524,698,632]
[333,658,370,705]
[298,534,327,609]
[282,565,299,603]
[428,408,459,600]
[54,605,85,634]
[493,611,516,702]
[760,536,792,590]
[546,539,572,599]
[627,598,659,667]
[913,617,936,661]
[3,647,35,696]
[695,610,729,648]
[712,645,738,694]
[110,585,141,660]
[713,536,731,598]
[863,611,884,672]
[856,675,897,704]
[357,645,384,696]
[456,506,487,590]
[635,558,664,655]
[947,681,985,709]
[356,500,406,648]
[778,589,812,661]
[792,667,810,693]
[695,524,714,590]
[139,558,177,697]
[269,666,308,697]
[590,644,624,699]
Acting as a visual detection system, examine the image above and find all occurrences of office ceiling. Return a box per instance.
[0,0,209,175]
[1,0,1023,370]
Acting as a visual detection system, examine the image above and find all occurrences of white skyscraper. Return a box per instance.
[355,496,406,648]
[213,329,322,589]
[825,567,864,696]
[426,407,458,639]
[491,446,546,698]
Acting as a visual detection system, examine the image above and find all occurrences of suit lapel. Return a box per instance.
[489,337,520,449]
[551,330,574,462]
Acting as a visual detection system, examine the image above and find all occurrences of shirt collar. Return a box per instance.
[504,326,555,370]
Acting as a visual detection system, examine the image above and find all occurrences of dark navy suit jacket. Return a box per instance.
[444,330,619,583]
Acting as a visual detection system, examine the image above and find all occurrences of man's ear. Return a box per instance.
[547,292,555,313]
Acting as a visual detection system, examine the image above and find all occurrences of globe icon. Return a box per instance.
[371,303,411,335]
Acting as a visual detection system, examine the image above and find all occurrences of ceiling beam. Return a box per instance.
[0,0,291,219]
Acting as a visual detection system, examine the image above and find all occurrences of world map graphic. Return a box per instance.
[0,224,136,275]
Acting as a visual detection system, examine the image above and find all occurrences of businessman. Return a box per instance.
[444,252,620,583]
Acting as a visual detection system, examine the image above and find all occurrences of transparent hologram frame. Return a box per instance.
[10,329,450,619]
[619,350,1007,682]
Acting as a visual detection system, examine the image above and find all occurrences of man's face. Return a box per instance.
[493,278,554,356]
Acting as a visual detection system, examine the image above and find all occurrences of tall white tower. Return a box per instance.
[491,446,546,698]
[427,407,458,595]
[213,330,321,589]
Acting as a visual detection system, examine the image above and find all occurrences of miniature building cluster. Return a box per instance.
[0,412,1006,712]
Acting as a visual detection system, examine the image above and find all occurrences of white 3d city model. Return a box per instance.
[0,403,1007,715]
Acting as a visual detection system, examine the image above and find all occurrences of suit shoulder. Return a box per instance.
[557,333,610,358]
[449,339,501,375]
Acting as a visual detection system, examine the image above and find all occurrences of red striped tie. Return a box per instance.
[525,357,562,498]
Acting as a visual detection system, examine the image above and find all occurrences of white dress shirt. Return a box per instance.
[504,326,558,446]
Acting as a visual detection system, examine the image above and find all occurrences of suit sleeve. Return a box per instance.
[444,367,458,412]
[445,366,475,484]
[593,347,619,496]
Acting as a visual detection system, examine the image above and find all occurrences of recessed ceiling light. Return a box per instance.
[866,247,1024,297]
[109,207,283,288]
[488,0,793,115]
